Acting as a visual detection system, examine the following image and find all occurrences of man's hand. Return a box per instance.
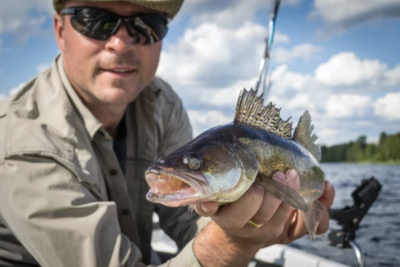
[192,170,335,267]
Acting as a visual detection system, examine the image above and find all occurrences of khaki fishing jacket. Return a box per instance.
[0,55,209,267]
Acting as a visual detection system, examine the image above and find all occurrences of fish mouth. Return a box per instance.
[145,166,211,207]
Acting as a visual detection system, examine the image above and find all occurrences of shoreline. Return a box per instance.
[321,161,400,165]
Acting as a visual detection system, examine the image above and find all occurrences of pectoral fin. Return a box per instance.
[301,200,326,241]
[256,174,308,212]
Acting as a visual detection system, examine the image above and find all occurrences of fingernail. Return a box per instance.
[286,169,298,181]
[201,203,211,213]
[272,172,286,181]
[254,183,265,192]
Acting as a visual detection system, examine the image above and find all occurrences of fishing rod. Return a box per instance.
[254,0,282,98]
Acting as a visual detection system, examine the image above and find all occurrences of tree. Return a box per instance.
[320,132,400,163]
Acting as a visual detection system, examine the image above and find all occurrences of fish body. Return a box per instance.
[217,124,325,204]
[145,89,325,238]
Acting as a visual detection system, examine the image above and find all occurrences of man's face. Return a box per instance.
[54,1,162,105]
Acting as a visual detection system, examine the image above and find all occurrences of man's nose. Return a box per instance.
[105,23,136,53]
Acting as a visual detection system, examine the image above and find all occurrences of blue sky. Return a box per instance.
[0,0,399,145]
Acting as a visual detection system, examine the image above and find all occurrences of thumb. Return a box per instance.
[194,202,219,217]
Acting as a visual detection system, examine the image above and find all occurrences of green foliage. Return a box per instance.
[321,132,400,163]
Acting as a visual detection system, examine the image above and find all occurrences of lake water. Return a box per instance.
[290,163,400,267]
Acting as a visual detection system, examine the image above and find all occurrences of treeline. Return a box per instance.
[321,132,400,163]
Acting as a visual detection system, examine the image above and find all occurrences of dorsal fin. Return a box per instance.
[234,89,293,138]
[293,111,321,161]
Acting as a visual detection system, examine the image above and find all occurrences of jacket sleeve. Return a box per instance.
[0,155,146,267]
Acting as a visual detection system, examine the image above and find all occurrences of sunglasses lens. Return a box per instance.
[69,8,168,43]
[70,8,118,40]
[126,15,169,44]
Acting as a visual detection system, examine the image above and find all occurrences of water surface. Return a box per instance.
[291,163,400,267]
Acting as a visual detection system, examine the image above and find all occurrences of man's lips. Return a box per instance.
[100,68,137,77]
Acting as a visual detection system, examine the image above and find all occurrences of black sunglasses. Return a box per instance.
[60,7,170,44]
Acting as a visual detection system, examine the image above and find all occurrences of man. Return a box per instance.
[0,0,335,266]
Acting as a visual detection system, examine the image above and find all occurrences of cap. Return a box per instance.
[53,0,184,19]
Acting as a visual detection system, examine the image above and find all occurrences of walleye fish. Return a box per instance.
[145,89,325,239]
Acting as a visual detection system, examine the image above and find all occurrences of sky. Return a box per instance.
[0,0,400,145]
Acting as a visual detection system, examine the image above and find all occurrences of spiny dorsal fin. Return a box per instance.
[293,111,321,162]
[234,89,293,138]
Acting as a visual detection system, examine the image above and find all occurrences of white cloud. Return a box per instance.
[270,64,314,92]
[158,5,398,146]
[158,23,397,143]
[180,0,303,28]
[158,22,317,114]
[274,32,290,44]
[326,94,372,118]
[273,43,323,63]
[9,83,26,96]
[383,64,400,88]
[283,0,304,6]
[180,0,269,28]
[0,0,53,42]
[188,110,232,137]
[0,83,26,102]
[374,92,400,121]
[158,21,267,99]
[315,52,390,88]
[207,78,256,107]
[37,63,50,73]
[311,0,400,30]
[286,93,318,112]
[318,129,341,145]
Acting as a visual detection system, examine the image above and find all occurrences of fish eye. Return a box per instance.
[183,153,202,171]
[188,158,201,170]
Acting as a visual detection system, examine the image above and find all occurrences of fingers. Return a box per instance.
[212,184,265,229]
[251,170,300,226]
[196,169,303,234]
[315,181,335,234]
[250,172,286,225]
[249,189,281,225]
[283,210,298,238]
[194,202,219,217]
[316,208,330,234]
[269,170,300,222]
[319,181,335,209]
[286,169,301,193]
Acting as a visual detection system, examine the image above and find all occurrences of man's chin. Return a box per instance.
[98,96,133,105]
[95,88,140,105]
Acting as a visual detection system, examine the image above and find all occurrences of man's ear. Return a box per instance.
[54,14,65,52]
